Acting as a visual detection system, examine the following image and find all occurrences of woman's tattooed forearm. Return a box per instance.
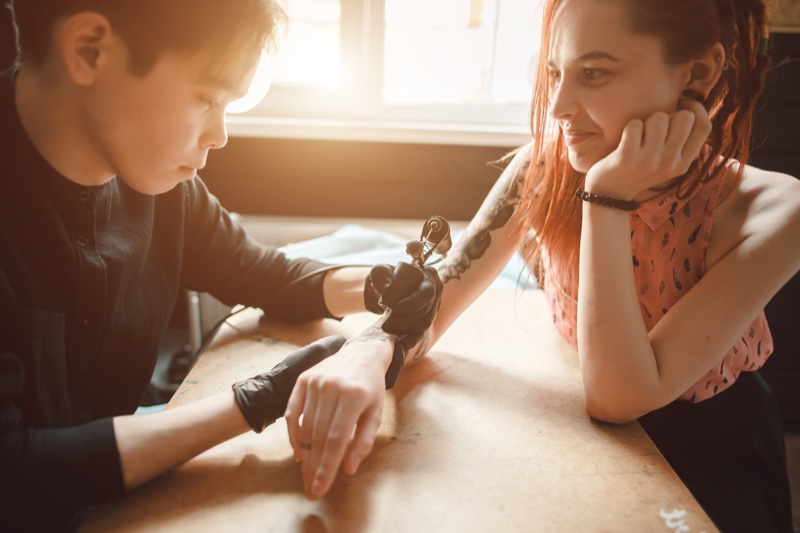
[438,153,528,283]
[347,322,397,345]
[348,323,430,366]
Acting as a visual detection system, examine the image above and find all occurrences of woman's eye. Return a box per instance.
[200,96,218,108]
[548,70,561,84]
[583,68,607,80]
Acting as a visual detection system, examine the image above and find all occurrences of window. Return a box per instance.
[227,0,541,146]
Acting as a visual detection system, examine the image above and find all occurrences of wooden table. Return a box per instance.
[82,288,718,532]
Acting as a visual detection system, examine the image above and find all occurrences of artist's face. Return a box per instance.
[84,46,255,195]
[546,0,688,173]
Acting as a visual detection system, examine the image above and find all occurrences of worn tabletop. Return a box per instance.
[82,288,717,533]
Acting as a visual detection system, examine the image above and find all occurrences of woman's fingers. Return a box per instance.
[343,402,383,476]
[663,110,697,174]
[291,368,384,499]
[617,118,644,156]
[298,382,321,491]
[282,336,390,499]
[284,378,307,461]
[588,100,713,198]
[641,112,670,154]
[636,106,707,175]
[677,99,713,162]
[307,391,373,498]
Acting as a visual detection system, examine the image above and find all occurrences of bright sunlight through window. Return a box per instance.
[227,51,275,114]
[226,0,541,146]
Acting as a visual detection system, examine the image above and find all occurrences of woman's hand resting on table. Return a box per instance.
[284,261,442,500]
[284,326,392,499]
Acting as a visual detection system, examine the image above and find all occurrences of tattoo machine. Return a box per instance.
[406,215,452,267]
[374,215,451,321]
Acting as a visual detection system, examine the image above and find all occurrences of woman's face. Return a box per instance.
[547,0,690,173]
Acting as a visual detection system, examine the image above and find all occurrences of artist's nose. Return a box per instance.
[202,110,228,150]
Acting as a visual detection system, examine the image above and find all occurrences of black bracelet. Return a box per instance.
[575,188,639,211]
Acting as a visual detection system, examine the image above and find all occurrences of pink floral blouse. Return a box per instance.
[543,162,773,403]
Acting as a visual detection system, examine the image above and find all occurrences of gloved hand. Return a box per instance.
[364,262,443,388]
[232,335,347,433]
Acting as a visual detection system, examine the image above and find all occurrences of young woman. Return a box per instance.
[413,0,799,530]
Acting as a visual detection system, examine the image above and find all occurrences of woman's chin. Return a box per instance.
[567,151,594,174]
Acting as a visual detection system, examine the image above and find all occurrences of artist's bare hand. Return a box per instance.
[585,99,712,199]
[284,329,392,499]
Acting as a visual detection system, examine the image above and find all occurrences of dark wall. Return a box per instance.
[1,4,14,70]
[750,32,800,430]
[200,137,512,222]
[751,33,800,178]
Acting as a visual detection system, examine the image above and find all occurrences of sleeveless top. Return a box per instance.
[543,161,773,403]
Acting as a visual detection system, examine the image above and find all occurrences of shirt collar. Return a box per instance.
[633,185,692,231]
[633,154,721,231]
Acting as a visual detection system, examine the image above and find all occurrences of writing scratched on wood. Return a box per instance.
[659,508,707,533]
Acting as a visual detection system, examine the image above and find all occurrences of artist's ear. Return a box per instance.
[684,42,726,101]
[58,12,114,87]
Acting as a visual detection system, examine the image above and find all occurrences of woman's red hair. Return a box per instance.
[515,0,771,298]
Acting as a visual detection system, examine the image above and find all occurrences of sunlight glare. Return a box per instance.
[227,51,274,114]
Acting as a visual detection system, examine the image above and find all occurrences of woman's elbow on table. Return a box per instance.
[582,387,657,425]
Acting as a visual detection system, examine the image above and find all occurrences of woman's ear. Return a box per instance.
[58,12,114,87]
[684,42,726,101]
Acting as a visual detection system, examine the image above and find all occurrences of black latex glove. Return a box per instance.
[233,334,347,433]
[364,262,443,388]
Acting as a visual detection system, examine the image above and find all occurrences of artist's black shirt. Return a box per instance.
[0,68,333,532]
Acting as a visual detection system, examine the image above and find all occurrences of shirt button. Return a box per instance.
[82,315,95,326]
[77,235,89,247]
[79,190,93,203]
[76,385,87,399]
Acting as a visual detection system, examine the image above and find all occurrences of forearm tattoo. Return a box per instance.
[438,150,530,283]
[346,322,397,346]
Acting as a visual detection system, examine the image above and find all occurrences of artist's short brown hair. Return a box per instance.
[8,0,285,75]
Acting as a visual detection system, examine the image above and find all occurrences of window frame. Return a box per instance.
[226,0,533,147]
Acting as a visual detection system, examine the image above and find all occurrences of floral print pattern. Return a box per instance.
[544,160,773,403]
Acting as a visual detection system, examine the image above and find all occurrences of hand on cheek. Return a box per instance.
[586,99,712,200]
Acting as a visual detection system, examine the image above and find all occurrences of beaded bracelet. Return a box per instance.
[575,188,639,211]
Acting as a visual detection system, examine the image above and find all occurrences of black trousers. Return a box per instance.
[639,371,793,533]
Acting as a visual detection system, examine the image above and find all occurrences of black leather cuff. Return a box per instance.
[384,343,406,390]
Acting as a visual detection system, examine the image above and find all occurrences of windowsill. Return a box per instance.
[225,115,532,147]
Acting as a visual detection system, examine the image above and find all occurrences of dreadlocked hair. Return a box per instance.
[515,0,772,298]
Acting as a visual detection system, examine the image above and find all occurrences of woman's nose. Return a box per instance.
[548,79,578,121]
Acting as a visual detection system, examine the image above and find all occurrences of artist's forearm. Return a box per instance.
[113,390,249,491]
[322,266,371,317]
